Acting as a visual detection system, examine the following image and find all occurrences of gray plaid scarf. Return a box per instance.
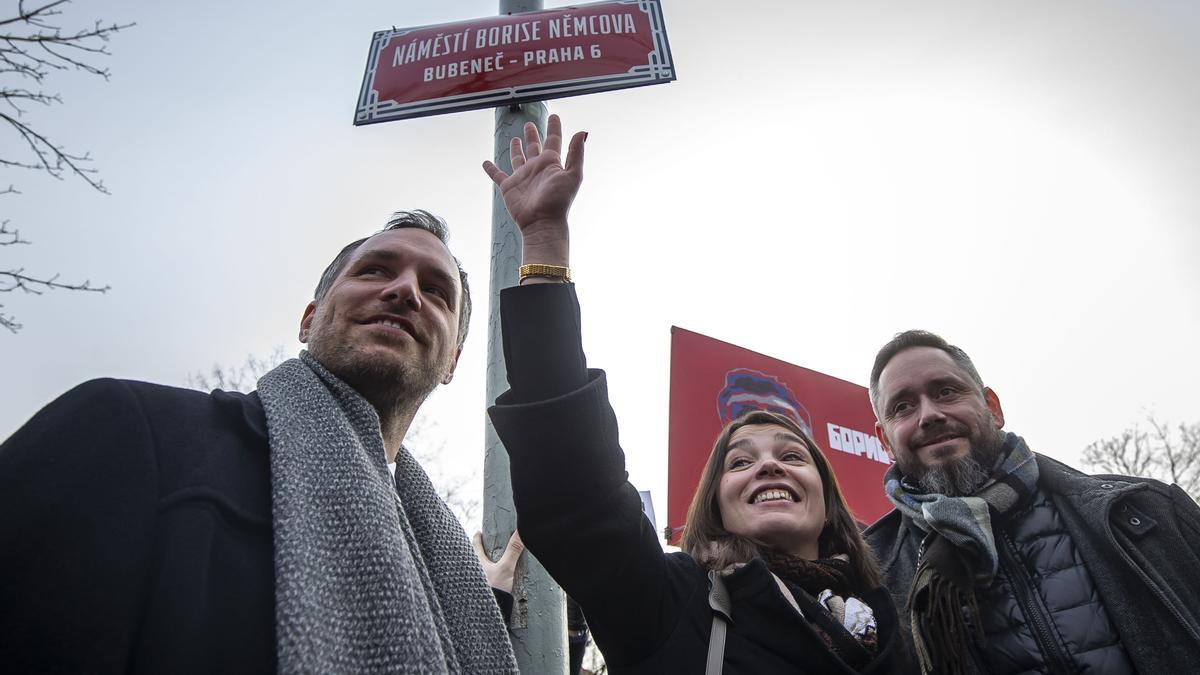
[258,352,517,674]
[884,433,1038,675]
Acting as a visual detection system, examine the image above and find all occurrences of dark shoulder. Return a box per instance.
[31,377,257,417]
[1035,453,1200,533]
[113,382,269,502]
[97,378,259,413]
[863,507,903,545]
[72,378,263,439]
[30,377,150,421]
[863,508,912,582]
[1035,452,1177,497]
[4,378,266,475]
[665,550,705,574]
[663,550,715,598]
[0,380,184,520]
[3,378,155,451]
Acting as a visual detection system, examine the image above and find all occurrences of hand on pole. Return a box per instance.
[472,530,525,594]
[482,114,586,267]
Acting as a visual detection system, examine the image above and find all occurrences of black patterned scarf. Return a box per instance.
[763,552,879,667]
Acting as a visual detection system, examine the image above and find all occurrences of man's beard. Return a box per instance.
[916,451,991,497]
[898,419,1007,497]
[307,332,447,415]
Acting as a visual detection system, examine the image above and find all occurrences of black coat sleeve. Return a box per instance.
[0,379,159,673]
[489,284,698,667]
[493,588,515,626]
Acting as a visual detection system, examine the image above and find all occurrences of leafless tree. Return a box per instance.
[189,348,482,528]
[1082,415,1200,502]
[1,1,133,332]
[403,415,481,529]
[189,348,290,393]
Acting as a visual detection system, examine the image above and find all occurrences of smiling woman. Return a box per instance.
[485,115,902,674]
[684,410,881,589]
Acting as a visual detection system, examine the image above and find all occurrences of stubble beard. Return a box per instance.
[307,327,447,417]
[898,417,1007,497]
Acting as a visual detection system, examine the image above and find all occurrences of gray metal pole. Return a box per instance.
[482,1,567,671]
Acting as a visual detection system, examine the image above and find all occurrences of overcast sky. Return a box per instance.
[3,0,1198,530]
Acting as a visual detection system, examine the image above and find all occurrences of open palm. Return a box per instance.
[483,114,586,235]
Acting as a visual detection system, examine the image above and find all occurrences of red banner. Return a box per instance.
[355,0,675,124]
[667,327,893,543]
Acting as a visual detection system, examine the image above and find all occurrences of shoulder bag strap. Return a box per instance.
[706,570,733,675]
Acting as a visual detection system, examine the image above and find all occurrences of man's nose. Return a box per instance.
[917,397,946,427]
[381,272,421,310]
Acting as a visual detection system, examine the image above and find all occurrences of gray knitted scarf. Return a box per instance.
[257,352,517,674]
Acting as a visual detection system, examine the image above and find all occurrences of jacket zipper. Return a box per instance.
[998,531,1074,675]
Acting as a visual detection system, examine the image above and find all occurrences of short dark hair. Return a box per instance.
[313,210,472,348]
[868,329,985,415]
[681,410,882,589]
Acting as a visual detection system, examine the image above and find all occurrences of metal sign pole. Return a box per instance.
[482,2,567,672]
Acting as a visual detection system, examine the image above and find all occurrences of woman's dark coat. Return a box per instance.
[489,283,902,674]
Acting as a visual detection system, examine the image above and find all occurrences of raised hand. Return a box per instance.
[482,114,586,267]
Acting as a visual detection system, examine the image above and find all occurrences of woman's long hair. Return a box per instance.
[681,410,882,589]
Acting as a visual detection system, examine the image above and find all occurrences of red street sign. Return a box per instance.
[354,0,675,125]
[666,327,894,544]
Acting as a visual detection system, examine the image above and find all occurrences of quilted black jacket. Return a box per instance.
[866,454,1200,673]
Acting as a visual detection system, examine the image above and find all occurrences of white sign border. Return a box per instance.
[354,0,676,125]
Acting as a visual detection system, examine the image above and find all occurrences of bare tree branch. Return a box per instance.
[1083,427,1151,477]
[0,303,21,332]
[0,268,110,294]
[408,422,482,529]
[1,218,31,245]
[2,0,133,332]
[0,1,69,30]
[0,2,132,186]
[1156,418,1200,490]
[1,110,105,190]
[1083,415,1200,502]
[1180,422,1200,489]
[189,347,289,393]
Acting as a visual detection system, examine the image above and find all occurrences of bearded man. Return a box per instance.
[0,211,517,674]
[864,330,1200,675]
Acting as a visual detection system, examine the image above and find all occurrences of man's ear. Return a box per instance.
[299,301,317,343]
[441,347,463,385]
[984,387,1005,429]
[875,421,895,461]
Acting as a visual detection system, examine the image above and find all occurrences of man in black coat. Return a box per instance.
[864,330,1200,674]
[0,211,517,674]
